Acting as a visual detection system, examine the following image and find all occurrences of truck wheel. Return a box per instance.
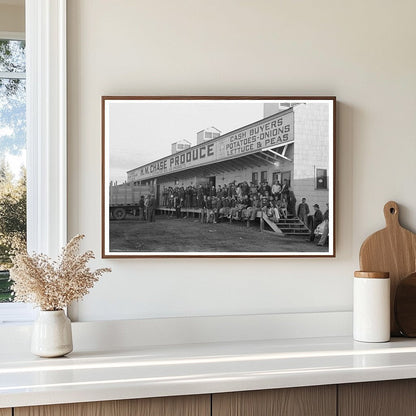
[113,207,126,220]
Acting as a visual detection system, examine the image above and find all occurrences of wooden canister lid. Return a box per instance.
[354,271,390,279]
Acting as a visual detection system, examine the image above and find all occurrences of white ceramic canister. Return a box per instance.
[353,271,390,343]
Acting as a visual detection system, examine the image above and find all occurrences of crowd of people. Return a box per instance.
[160,179,296,216]
[154,180,329,246]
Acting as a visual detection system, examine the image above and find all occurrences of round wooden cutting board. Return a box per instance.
[359,201,416,336]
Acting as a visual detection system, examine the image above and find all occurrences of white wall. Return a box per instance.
[67,0,416,322]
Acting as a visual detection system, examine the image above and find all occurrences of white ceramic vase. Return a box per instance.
[31,310,73,357]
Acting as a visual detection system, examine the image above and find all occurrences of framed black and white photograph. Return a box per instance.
[102,96,335,258]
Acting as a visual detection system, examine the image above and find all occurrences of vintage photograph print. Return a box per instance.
[102,97,335,257]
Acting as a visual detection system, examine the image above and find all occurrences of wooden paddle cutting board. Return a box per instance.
[359,201,416,336]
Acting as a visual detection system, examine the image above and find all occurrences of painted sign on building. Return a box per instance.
[127,109,294,182]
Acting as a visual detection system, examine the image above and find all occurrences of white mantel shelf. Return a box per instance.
[2,336,416,409]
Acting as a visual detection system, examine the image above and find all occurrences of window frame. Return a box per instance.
[0,0,67,324]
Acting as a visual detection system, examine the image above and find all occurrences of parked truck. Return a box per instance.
[109,183,155,220]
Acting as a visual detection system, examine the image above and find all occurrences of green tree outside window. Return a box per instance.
[0,38,27,302]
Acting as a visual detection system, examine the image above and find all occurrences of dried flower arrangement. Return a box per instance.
[10,234,111,311]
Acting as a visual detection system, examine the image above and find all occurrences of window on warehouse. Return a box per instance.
[316,168,328,190]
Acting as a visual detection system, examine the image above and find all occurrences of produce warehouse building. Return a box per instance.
[126,103,331,210]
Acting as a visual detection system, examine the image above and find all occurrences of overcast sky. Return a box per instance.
[108,100,268,183]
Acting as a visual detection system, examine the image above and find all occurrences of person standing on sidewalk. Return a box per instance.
[297,197,310,226]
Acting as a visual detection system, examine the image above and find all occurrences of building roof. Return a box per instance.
[197,126,222,134]
[127,107,295,182]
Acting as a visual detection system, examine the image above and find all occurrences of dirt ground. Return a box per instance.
[109,214,328,253]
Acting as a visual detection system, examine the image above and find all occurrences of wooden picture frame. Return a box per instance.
[102,96,336,258]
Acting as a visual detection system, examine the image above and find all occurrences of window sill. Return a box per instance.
[0,303,36,324]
